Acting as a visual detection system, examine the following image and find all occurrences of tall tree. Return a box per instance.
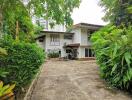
[100,0,132,26]
[0,0,81,40]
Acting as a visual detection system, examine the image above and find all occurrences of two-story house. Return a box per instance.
[36,23,103,59]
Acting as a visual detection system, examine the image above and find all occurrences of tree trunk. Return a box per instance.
[0,7,3,38]
[16,21,19,41]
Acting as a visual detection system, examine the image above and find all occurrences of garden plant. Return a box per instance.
[91,0,132,91]
[0,0,81,98]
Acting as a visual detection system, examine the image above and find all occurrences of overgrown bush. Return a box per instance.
[91,25,132,91]
[0,36,45,92]
[48,52,59,58]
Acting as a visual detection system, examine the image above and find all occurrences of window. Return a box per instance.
[87,30,96,40]
[85,48,89,57]
[89,49,93,57]
[50,34,60,46]
[38,37,44,42]
[64,34,73,39]
[85,48,94,57]
[39,38,44,42]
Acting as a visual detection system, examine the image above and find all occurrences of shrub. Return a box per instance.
[91,25,132,91]
[0,68,9,78]
[0,47,7,56]
[0,47,8,78]
[48,52,59,58]
[0,36,45,91]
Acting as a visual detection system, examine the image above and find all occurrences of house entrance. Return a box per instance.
[64,43,80,60]
[66,48,78,60]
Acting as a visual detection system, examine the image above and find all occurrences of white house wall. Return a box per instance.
[87,30,92,46]
[71,28,93,58]
[72,28,81,44]
[81,29,88,45]
[78,47,85,58]
[81,29,92,46]
[37,23,99,58]
[36,40,45,49]
[45,33,61,53]
[63,39,73,45]
[44,33,72,57]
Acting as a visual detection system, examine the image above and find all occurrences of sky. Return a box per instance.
[71,0,107,25]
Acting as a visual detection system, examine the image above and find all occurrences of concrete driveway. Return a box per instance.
[30,60,131,100]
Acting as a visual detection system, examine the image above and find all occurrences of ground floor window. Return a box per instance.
[85,48,94,57]
[50,34,60,46]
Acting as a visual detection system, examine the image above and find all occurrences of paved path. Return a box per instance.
[30,60,132,100]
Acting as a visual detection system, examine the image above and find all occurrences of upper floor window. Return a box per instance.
[87,30,96,40]
[50,34,60,46]
[64,34,73,39]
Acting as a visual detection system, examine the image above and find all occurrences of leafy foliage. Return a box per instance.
[0,46,8,78]
[100,0,132,26]
[0,0,81,41]
[0,81,15,98]
[0,47,7,56]
[91,25,132,90]
[0,35,45,91]
[48,52,60,58]
[0,68,9,78]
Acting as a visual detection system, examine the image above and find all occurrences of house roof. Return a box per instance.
[72,23,104,30]
[36,23,104,39]
[40,30,74,34]
[36,31,74,39]
[64,43,92,48]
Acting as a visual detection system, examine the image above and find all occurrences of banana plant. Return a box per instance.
[0,47,7,56]
[0,81,15,99]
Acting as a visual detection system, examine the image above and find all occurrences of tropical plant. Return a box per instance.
[91,25,132,90]
[0,81,15,99]
[0,47,7,56]
[91,0,132,91]
[0,35,45,92]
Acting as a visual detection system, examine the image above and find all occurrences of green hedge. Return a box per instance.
[0,36,45,91]
[91,25,132,91]
[48,52,60,58]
